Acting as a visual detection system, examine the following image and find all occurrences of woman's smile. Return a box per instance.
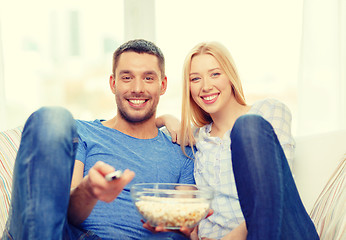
[201,93,219,104]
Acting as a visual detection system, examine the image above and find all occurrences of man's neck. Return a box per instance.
[102,116,158,139]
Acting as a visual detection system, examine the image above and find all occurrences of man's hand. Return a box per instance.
[68,161,135,226]
[86,161,135,202]
[142,209,213,238]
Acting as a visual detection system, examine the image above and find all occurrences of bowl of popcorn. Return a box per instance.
[131,183,213,229]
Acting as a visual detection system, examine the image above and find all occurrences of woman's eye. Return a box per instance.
[211,72,221,77]
[190,77,200,82]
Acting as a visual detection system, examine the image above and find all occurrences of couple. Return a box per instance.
[2,39,319,240]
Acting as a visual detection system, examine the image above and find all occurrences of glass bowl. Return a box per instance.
[131,183,213,229]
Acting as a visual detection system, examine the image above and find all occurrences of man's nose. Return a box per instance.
[131,78,145,93]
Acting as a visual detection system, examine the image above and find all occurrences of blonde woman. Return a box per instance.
[159,42,319,240]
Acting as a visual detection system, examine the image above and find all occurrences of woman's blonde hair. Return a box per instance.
[180,41,246,155]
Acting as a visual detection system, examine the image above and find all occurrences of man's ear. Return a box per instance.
[160,76,167,95]
[110,75,116,94]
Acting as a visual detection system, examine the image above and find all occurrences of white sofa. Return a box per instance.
[294,130,346,214]
[0,126,345,239]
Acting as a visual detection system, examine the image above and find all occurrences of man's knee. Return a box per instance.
[24,106,76,142]
[34,106,74,126]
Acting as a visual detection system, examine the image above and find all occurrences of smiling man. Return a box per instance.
[3,39,195,240]
[110,50,166,126]
[69,40,195,239]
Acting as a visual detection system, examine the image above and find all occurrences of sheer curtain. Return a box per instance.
[297,0,346,136]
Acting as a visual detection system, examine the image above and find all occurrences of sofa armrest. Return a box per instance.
[0,126,23,235]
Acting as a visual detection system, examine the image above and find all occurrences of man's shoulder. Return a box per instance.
[75,119,104,130]
[75,119,110,140]
[75,119,91,127]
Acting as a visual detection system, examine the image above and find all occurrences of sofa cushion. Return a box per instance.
[294,130,346,212]
[0,126,23,234]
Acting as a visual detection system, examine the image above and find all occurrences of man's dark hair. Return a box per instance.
[112,39,165,78]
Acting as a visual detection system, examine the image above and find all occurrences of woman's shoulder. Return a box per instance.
[251,98,287,108]
[250,98,291,115]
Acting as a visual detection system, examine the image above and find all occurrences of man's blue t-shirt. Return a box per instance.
[75,120,195,240]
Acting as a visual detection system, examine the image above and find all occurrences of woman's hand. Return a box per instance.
[156,114,183,144]
[200,221,247,240]
[220,221,247,240]
[156,114,195,146]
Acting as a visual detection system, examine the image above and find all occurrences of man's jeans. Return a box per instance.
[2,107,188,240]
[2,107,101,240]
[231,115,320,240]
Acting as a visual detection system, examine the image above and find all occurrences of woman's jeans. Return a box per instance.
[2,107,189,240]
[231,115,320,240]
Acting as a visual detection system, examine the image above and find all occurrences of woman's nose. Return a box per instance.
[202,78,213,91]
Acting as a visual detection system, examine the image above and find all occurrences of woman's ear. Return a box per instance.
[160,76,168,95]
[110,75,116,94]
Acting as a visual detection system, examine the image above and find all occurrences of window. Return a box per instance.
[1,0,124,129]
[1,0,345,135]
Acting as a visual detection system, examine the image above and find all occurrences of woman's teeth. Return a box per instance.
[203,95,217,101]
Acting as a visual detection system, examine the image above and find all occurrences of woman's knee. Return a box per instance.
[232,114,273,139]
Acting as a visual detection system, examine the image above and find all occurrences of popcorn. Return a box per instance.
[135,196,210,228]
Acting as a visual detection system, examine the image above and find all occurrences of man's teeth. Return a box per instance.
[203,95,217,101]
[129,99,146,104]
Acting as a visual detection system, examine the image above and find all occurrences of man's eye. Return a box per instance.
[145,77,154,81]
[122,76,131,80]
